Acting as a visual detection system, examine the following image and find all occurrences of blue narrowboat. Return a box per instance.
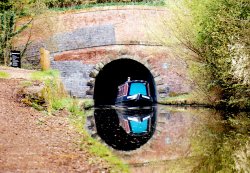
[115,77,153,107]
[115,108,154,136]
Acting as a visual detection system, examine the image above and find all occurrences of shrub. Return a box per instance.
[171,0,250,109]
[46,0,134,8]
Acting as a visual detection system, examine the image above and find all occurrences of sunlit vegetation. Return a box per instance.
[44,0,165,9]
[1,0,165,16]
[22,69,128,172]
[71,110,129,173]
[0,11,30,65]
[159,93,213,107]
[190,112,250,172]
[167,0,250,110]
[0,71,10,78]
[48,1,166,12]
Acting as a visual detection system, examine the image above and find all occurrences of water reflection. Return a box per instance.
[87,106,250,172]
[93,106,157,151]
[116,107,155,136]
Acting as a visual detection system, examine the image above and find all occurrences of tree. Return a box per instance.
[0,0,12,13]
[168,0,250,109]
[0,11,31,65]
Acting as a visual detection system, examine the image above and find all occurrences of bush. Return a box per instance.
[44,0,148,8]
[172,0,250,109]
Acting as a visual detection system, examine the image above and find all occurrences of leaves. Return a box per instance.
[177,0,250,109]
[0,11,32,65]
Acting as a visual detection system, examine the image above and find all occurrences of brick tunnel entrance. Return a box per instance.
[94,59,157,106]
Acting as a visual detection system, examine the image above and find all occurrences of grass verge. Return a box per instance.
[28,69,128,172]
[0,71,10,78]
[158,93,212,107]
[70,109,129,173]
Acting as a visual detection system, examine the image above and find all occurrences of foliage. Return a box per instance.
[31,70,93,113]
[1,0,165,15]
[25,69,128,171]
[80,99,94,109]
[190,112,250,172]
[71,109,129,173]
[0,71,10,78]
[159,93,203,105]
[0,0,47,16]
[0,11,31,65]
[1,0,164,16]
[32,70,127,171]
[0,0,12,13]
[31,69,60,80]
[171,0,250,109]
[30,69,66,113]
[44,0,164,8]
[0,0,47,66]
[87,137,129,173]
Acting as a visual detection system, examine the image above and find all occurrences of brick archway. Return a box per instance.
[86,55,163,104]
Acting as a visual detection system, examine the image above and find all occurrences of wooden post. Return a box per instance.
[40,48,50,71]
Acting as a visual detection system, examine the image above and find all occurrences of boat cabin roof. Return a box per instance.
[126,80,147,84]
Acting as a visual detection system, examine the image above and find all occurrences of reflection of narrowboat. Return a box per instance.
[116,108,154,136]
[115,77,153,107]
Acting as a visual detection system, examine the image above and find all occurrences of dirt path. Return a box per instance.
[0,78,109,172]
[0,66,34,79]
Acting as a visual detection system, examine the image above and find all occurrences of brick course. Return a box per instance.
[14,7,192,100]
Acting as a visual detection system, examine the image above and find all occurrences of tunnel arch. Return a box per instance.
[91,57,158,106]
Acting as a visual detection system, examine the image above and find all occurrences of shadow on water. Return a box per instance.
[87,105,250,173]
[93,106,157,151]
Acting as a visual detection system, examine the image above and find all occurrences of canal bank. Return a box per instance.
[86,105,250,173]
[0,67,128,172]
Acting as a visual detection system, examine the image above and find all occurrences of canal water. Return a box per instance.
[86,105,250,173]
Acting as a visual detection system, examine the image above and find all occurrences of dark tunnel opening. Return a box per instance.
[94,59,157,106]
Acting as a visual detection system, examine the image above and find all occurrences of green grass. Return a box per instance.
[31,70,60,81]
[29,70,128,172]
[159,93,211,106]
[52,97,72,110]
[65,98,129,172]
[87,137,129,173]
[159,94,192,104]
[70,110,129,173]
[79,99,94,109]
[50,0,166,12]
[0,71,10,78]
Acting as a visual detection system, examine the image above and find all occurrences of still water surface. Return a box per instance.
[86,105,250,173]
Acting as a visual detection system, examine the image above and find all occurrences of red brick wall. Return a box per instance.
[15,6,192,98]
[14,6,171,46]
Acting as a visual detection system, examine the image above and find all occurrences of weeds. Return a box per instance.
[70,110,129,173]
[31,69,59,81]
[159,93,212,107]
[50,0,166,12]
[21,81,33,87]
[28,69,127,172]
[0,71,10,78]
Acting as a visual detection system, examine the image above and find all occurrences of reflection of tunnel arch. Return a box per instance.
[94,107,157,151]
[94,58,157,106]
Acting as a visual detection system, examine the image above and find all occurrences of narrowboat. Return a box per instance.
[115,77,153,107]
[115,107,155,136]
